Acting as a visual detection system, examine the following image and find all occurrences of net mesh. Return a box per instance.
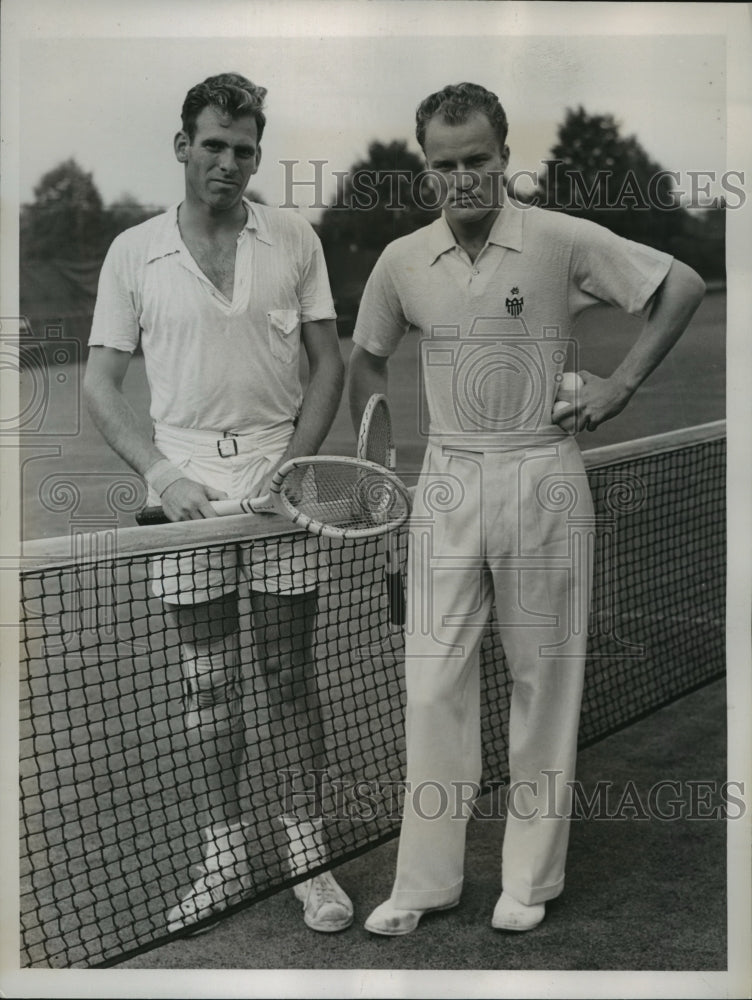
[19,427,726,968]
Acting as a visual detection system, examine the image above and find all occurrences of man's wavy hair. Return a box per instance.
[181,73,267,142]
[415,82,508,153]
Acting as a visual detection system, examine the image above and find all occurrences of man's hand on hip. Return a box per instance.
[573,370,634,433]
[160,477,229,521]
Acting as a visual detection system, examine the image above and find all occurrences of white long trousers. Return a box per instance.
[391,437,595,908]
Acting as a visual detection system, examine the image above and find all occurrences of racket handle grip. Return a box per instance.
[136,497,267,524]
[136,505,169,526]
[385,532,405,626]
[385,568,406,626]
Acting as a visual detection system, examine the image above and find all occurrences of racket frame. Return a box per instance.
[137,454,410,541]
[357,392,396,472]
[357,393,406,627]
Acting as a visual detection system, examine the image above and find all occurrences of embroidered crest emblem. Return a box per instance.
[505,286,524,318]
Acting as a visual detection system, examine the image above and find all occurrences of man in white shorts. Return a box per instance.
[84,73,352,934]
[349,82,705,935]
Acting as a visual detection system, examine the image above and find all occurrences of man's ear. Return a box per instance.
[174,130,190,163]
[253,145,262,174]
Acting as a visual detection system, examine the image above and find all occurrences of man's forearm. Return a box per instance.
[280,354,345,461]
[84,377,163,476]
[611,259,706,395]
[348,345,389,433]
[566,260,706,433]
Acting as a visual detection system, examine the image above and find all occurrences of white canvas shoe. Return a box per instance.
[167,867,250,934]
[282,816,354,932]
[491,890,545,931]
[293,870,354,932]
[167,820,251,934]
[364,897,459,936]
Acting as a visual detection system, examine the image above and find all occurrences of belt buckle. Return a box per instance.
[217,436,238,458]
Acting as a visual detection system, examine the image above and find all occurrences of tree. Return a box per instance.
[102,193,163,248]
[538,107,689,252]
[319,140,437,255]
[21,158,107,260]
[669,200,726,282]
[318,140,438,335]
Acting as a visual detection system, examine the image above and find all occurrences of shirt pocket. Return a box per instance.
[266,309,300,363]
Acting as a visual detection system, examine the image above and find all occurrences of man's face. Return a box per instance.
[422,111,509,226]
[175,106,261,212]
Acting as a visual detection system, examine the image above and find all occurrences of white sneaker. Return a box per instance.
[364,897,459,936]
[491,890,545,932]
[167,866,251,934]
[167,820,252,934]
[293,871,354,932]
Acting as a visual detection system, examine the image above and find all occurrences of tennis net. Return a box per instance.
[18,421,726,967]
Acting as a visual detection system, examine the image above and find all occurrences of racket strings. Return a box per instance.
[363,406,393,469]
[281,462,409,531]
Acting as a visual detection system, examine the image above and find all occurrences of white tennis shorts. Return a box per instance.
[147,423,319,605]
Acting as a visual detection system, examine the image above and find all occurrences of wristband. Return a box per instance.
[144,458,185,497]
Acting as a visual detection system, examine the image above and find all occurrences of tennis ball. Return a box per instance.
[558,372,584,393]
[553,372,582,431]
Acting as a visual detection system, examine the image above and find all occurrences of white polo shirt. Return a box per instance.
[353,202,673,441]
[89,199,336,434]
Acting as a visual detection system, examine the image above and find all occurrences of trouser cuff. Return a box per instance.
[502,874,565,906]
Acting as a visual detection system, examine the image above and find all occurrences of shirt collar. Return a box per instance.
[427,197,525,264]
[146,198,271,263]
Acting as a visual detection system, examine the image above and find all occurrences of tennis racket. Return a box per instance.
[136,455,411,540]
[357,394,405,627]
[358,392,397,471]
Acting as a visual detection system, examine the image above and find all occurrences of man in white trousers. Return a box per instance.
[84,73,352,935]
[349,82,704,934]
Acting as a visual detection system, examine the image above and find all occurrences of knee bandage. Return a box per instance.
[181,632,243,737]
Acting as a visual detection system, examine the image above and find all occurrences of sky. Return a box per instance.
[12,8,731,219]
